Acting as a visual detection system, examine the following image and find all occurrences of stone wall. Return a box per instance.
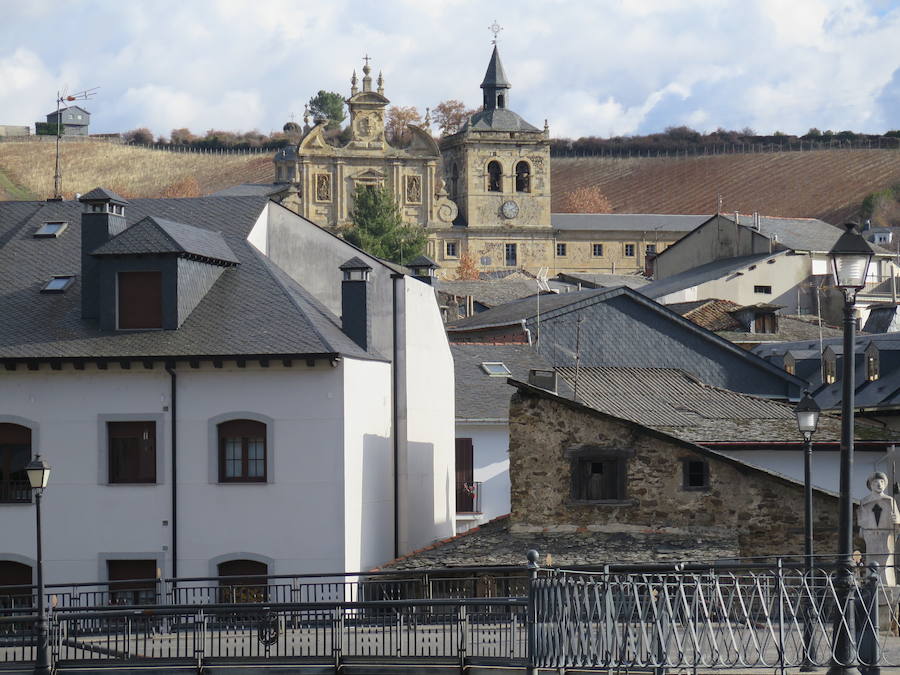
[508,389,840,559]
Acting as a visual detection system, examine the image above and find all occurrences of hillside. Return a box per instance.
[2,142,899,226]
[0,142,274,200]
[551,149,900,223]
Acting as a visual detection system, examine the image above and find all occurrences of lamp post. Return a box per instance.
[827,222,875,675]
[25,455,51,675]
[795,391,821,672]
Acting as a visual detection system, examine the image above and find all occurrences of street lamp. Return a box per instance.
[827,222,875,675]
[795,391,821,672]
[25,455,51,675]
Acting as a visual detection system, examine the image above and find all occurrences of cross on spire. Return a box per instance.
[489,20,503,44]
[363,54,371,67]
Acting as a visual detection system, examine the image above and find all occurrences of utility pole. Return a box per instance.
[51,87,99,200]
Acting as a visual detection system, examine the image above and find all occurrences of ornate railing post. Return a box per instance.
[526,549,540,675]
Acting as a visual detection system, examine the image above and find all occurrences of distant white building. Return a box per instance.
[0,189,454,593]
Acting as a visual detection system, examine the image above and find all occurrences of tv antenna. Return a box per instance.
[51,86,99,200]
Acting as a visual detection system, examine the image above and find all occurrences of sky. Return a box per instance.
[1,0,900,140]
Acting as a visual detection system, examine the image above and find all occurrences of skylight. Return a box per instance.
[481,362,511,376]
[41,275,75,293]
[34,222,68,238]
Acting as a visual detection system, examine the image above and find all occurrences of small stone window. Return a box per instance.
[682,458,710,491]
[592,243,604,257]
[624,244,635,257]
[505,243,517,267]
[567,446,632,503]
[445,241,458,258]
[556,243,567,257]
[487,161,502,192]
[645,244,657,255]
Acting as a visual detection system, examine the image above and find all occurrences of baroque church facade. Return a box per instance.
[262,47,676,278]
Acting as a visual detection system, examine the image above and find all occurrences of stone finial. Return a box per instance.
[526,549,540,568]
[377,71,384,95]
[303,104,310,128]
[424,107,431,127]
[362,55,372,92]
[351,70,359,96]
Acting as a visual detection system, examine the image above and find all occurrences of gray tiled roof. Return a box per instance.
[729,214,882,254]
[436,280,545,309]
[0,197,375,361]
[376,515,739,570]
[210,183,289,198]
[557,366,844,443]
[80,187,127,203]
[481,45,511,89]
[552,213,708,232]
[92,216,239,264]
[639,252,783,300]
[452,343,570,421]
[447,288,609,330]
[463,109,540,133]
[554,272,649,290]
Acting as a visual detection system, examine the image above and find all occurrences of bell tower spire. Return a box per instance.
[481,44,511,110]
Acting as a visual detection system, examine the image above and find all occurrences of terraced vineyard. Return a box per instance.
[0,141,275,200]
[551,149,900,222]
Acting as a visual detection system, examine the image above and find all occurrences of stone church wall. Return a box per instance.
[508,390,840,559]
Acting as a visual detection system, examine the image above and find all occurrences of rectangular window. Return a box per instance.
[573,458,625,501]
[455,438,477,513]
[107,559,157,605]
[682,459,710,490]
[118,271,163,330]
[445,242,458,258]
[218,420,267,483]
[754,285,772,294]
[645,244,657,255]
[624,244,636,257]
[592,244,604,257]
[556,243,567,257]
[505,243,517,267]
[108,421,156,484]
[0,424,31,503]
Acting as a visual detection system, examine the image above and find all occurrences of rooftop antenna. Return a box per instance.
[488,20,503,44]
[52,86,99,200]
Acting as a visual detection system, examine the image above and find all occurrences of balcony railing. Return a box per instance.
[455,480,482,514]
[0,480,31,503]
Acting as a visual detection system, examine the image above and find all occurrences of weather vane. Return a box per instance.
[489,20,503,44]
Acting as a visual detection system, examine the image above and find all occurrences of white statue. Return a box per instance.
[859,471,900,585]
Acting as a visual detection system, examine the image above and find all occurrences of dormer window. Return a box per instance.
[481,362,510,376]
[866,343,880,381]
[34,222,68,238]
[753,312,778,334]
[823,349,837,384]
[41,275,75,293]
[118,271,162,330]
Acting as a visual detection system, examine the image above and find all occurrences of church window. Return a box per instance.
[445,242,458,259]
[504,244,517,267]
[497,94,505,109]
[315,174,331,202]
[487,161,502,192]
[405,175,421,204]
[682,459,710,490]
[515,161,530,193]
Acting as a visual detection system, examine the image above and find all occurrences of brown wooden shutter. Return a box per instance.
[118,271,162,329]
[455,438,474,512]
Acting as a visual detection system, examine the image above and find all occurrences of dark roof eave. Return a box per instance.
[0,351,389,367]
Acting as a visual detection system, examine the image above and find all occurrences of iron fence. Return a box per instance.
[4,560,900,671]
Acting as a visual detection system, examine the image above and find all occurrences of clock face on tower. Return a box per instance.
[501,200,519,219]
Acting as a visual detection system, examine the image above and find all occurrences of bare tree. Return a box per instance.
[385,106,422,147]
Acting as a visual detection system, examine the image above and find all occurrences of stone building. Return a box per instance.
[270,58,457,231]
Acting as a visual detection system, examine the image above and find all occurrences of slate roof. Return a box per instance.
[452,343,571,421]
[551,213,708,232]
[639,251,784,300]
[210,183,289,198]
[463,108,540,133]
[557,366,846,443]
[435,280,545,309]
[92,216,239,264]
[375,515,740,570]
[733,214,845,253]
[80,187,127,203]
[447,288,610,331]
[481,45,511,89]
[0,196,375,361]
[554,272,650,289]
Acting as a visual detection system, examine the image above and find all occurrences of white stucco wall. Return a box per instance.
[456,423,510,534]
[395,277,456,554]
[716,448,887,501]
[0,361,395,586]
[341,358,393,572]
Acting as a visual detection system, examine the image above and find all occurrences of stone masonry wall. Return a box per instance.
[508,390,841,559]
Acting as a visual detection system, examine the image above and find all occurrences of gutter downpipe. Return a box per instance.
[391,273,402,560]
[166,365,178,580]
